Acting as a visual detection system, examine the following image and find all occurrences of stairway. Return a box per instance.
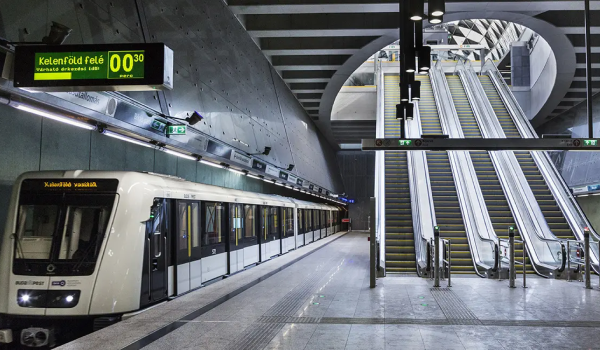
[447,75,533,273]
[479,75,576,243]
[384,75,416,273]
[418,75,474,274]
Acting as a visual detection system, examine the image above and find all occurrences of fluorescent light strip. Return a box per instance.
[228,168,245,175]
[263,178,275,184]
[275,182,285,187]
[103,130,154,148]
[200,159,224,168]
[293,188,300,191]
[285,185,293,189]
[15,104,96,130]
[247,174,261,180]
[163,149,197,161]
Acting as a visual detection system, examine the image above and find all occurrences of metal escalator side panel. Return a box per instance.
[429,66,498,274]
[484,68,599,272]
[457,65,563,275]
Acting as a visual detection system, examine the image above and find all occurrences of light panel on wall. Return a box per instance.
[14,104,96,130]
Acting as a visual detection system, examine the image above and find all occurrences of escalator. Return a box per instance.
[479,75,576,243]
[418,76,474,274]
[384,75,416,273]
[446,75,533,273]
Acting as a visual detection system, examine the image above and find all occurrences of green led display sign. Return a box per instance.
[584,139,598,147]
[167,125,186,135]
[34,51,145,81]
[14,43,173,92]
[399,140,412,146]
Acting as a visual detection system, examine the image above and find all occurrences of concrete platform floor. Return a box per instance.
[62,232,600,349]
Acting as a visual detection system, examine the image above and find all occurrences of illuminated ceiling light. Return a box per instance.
[103,130,154,148]
[409,0,424,21]
[263,178,275,184]
[429,0,445,16]
[418,46,432,71]
[228,168,245,175]
[247,174,261,180]
[275,182,285,187]
[411,80,421,101]
[15,104,96,130]
[200,159,224,168]
[429,13,443,24]
[163,149,197,161]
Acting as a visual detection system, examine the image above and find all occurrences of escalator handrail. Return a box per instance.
[456,60,561,277]
[483,60,600,274]
[430,60,498,273]
[408,91,438,274]
[375,62,386,269]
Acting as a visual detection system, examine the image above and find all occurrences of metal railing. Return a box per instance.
[565,231,598,288]
[498,228,527,288]
[430,227,452,287]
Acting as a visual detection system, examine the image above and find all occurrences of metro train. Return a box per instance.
[0,171,343,348]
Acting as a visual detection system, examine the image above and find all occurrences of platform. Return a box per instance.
[59,232,600,350]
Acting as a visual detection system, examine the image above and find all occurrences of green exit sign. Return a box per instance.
[167,125,186,135]
[584,139,598,146]
[399,140,412,146]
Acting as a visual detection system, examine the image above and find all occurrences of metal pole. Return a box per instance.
[447,240,452,287]
[434,226,440,287]
[370,197,376,288]
[567,240,571,282]
[509,228,515,288]
[585,229,591,289]
[522,241,527,288]
[585,0,594,138]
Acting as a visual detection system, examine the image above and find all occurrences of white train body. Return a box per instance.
[0,171,342,347]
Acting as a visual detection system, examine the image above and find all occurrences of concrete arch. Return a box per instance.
[319,11,576,130]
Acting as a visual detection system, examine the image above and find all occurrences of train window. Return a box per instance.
[191,203,200,248]
[244,205,256,238]
[284,208,294,237]
[177,202,189,253]
[230,204,243,246]
[15,205,59,259]
[59,206,111,260]
[260,207,269,240]
[269,207,279,237]
[153,231,162,258]
[298,209,303,234]
[203,202,223,246]
[306,209,312,232]
[321,211,326,229]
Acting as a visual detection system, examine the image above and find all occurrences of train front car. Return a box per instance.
[0,171,157,348]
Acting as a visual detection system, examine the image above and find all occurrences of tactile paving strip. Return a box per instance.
[430,287,481,322]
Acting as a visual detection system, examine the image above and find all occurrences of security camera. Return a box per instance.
[263,147,271,156]
[287,164,295,171]
[42,22,72,45]
[185,111,203,126]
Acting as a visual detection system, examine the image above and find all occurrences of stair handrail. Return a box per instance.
[458,60,565,276]
[407,88,438,275]
[430,60,499,276]
[482,59,600,273]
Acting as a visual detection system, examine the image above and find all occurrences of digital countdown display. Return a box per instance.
[14,43,173,92]
[34,50,145,81]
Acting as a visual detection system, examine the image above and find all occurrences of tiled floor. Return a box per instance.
[62,232,600,349]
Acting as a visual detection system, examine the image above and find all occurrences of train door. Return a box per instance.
[259,206,269,262]
[174,200,202,295]
[141,199,168,306]
[201,202,227,282]
[297,208,304,248]
[268,207,282,258]
[228,203,244,274]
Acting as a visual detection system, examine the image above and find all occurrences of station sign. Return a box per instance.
[14,43,173,91]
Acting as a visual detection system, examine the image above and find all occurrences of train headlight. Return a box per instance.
[65,295,74,303]
[20,294,30,302]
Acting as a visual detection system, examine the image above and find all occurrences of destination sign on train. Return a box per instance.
[14,43,173,91]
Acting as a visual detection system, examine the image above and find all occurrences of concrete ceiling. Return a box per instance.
[227,0,596,147]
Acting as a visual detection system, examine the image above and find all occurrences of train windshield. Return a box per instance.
[13,179,118,276]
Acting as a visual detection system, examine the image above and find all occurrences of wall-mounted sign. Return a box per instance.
[207,140,232,159]
[230,150,252,167]
[279,171,288,180]
[265,165,279,177]
[288,174,298,185]
[252,159,266,172]
[47,91,117,117]
[14,43,173,91]
[309,184,314,190]
[114,102,166,135]
[167,125,186,135]
[318,188,323,194]
[296,178,303,187]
